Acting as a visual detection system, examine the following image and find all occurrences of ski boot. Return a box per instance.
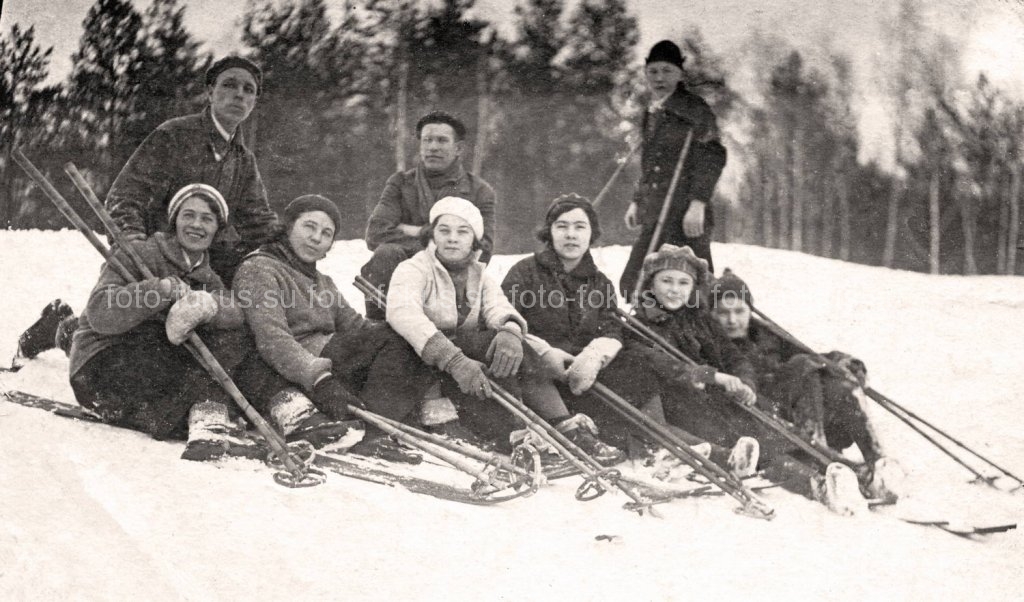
[16,299,74,362]
[727,436,760,479]
[269,388,364,451]
[349,433,423,464]
[814,462,870,517]
[181,401,266,462]
[556,414,626,467]
[864,456,905,504]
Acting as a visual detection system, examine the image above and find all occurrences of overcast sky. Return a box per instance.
[4,0,1024,167]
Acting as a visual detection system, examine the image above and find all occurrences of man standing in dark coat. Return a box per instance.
[360,111,496,319]
[620,40,727,301]
[105,56,279,285]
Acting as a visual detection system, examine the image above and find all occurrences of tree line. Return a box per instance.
[2,0,1021,275]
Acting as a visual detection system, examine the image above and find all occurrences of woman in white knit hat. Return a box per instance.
[69,184,260,462]
[386,196,624,463]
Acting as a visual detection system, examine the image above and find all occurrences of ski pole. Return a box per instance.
[353,276,651,511]
[592,143,638,209]
[486,381,654,512]
[589,382,774,519]
[750,305,1023,489]
[346,405,530,498]
[24,156,318,487]
[632,129,693,304]
[352,407,539,498]
[615,308,849,469]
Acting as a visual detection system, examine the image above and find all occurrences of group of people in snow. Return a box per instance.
[15,41,899,512]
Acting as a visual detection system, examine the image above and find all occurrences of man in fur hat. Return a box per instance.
[620,40,727,302]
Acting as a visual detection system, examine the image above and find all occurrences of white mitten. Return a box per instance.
[566,337,622,395]
[165,290,218,344]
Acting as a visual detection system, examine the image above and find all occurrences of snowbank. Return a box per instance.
[1,230,1022,601]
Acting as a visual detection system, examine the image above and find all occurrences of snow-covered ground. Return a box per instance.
[1,230,1022,601]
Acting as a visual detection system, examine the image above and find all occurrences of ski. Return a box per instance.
[0,388,523,506]
[897,518,1017,539]
[310,452,513,506]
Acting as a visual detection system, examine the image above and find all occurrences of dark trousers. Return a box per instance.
[769,356,882,464]
[619,222,713,301]
[565,348,719,453]
[233,323,435,423]
[359,243,416,320]
[70,322,241,439]
[440,329,526,450]
[663,385,798,466]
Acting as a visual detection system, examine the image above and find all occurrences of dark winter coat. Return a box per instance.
[500,248,623,355]
[69,232,243,377]
[233,241,373,392]
[632,302,756,390]
[634,83,727,228]
[365,163,497,262]
[106,108,279,252]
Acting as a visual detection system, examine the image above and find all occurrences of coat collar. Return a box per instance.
[535,246,599,278]
[153,232,208,274]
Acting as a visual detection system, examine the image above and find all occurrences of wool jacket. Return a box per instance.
[69,232,242,377]
[387,242,527,356]
[632,301,757,391]
[106,107,279,252]
[730,320,804,390]
[365,163,497,262]
[500,248,623,355]
[635,83,727,228]
[233,242,372,392]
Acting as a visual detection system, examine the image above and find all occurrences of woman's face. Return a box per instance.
[175,196,219,254]
[651,269,695,311]
[287,210,335,263]
[433,214,476,263]
[712,296,752,340]
[550,207,592,264]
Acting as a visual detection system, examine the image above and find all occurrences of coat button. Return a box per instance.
[653,166,661,173]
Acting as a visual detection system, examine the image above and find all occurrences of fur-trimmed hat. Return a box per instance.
[709,268,754,307]
[167,183,229,224]
[205,56,262,96]
[284,194,342,233]
[640,244,709,287]
[645,40,684,70]
[429,196,484,241]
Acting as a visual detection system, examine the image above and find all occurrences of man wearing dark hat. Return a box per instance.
[105,55,279,285]
[359,110,496,319]
[620,40,727,301]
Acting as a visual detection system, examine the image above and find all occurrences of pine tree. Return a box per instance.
[0,24,57,227]
[65,0,144,185]
[131,0,206,140]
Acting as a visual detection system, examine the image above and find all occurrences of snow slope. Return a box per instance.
[1,230,1022,601]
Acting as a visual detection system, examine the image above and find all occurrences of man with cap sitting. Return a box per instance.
[105,55,279,286]
[620,40,727,302]
[360,111,496,320]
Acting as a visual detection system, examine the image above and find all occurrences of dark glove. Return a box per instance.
[310,376,364,420]
[447,353,492,399]
[486,330,523,379]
